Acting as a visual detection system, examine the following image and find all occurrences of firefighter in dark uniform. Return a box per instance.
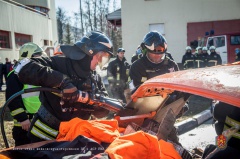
[182,46,195,69]
[129,31,185,145]
[235,48,240,62]
[201,47,210,67]
[131,46,143,64]
[6,42,46,146]
[129,31,179,88]
[107,48,130,103]
[208,46,222,67]
[202,102,240,159]
[194,46,209,68]
[15,31,113,143]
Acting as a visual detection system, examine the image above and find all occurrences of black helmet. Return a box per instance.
[117,48,125,53]
[141,31,167,54]
[60,31,113,60]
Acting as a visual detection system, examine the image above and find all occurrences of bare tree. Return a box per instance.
[57,0,122,49]
[97,0,110,32]
[56,7,68,44]
[93,0,97,30]
[73,13,81,42]
[98,0,104,32]
[64,22,74,44]
[85,0,93,31]
[79,0,84,36]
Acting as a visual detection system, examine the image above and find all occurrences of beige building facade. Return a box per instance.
[0,0,58,61]
[121,0,240,63]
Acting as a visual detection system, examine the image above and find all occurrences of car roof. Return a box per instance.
[132,62,240,108]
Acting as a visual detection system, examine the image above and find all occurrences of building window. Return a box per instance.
[34,6,40,11]
[28,5,49,14]
[15,33,31,49]
[149,23,165,36]
[0,30,11,49]
[230,35,240,45]
[43,40,52,46]
[207,36,226,48]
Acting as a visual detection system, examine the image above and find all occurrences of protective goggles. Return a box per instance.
[148,44,167,54]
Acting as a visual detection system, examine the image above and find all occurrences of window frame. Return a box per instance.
[0,30,11,49]
[14,32,32,49]
[149,23,165,36]
[230,35,240,45]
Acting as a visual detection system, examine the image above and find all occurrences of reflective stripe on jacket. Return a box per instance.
[224,116,240,139]
[30,119,59,140]
[21,85,41,114]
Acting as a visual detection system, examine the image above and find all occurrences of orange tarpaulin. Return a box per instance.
[56,118,120,143]
[105,131,182,159]
[57,118,182,159]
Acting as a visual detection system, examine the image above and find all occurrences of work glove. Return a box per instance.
[60,78,90,104]
[62,83,79,103]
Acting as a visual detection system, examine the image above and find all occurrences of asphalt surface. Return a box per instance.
[179,118,216,150]
[175,109,213,135]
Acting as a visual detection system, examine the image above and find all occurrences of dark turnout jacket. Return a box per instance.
[17,55,106,123]
[130,55,179,87]
[208,52,222,67]
[181,52,195,69]
[107,56,130,88]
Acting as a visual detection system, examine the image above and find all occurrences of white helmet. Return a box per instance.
[185,46,192,51]
[19,42,44,60]
[196,46,202,51]
[202,47,208,51]
[209,46,216,51]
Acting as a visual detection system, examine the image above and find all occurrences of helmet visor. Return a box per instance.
[148,45,166,54]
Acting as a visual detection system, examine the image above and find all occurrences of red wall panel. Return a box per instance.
[187,19,240,45]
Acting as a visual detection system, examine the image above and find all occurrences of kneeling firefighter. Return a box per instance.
[6,42,47,146]
[15,31,114,143]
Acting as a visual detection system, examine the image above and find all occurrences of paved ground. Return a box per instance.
[0,85,13,121]
[179,118,215,151]
[0,85,15,149]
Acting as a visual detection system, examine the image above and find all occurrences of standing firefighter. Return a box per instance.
[6,42,47,146]
[208,46,222,67]
[182,46,195,69]
[131,46,143,64]
[194,46,209,68]
[107,48,130,103]
[129,31,185,145]
[235,48,240,62]
[14,31,113,143]
[201,47,210,67]
[130,31,179,88]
